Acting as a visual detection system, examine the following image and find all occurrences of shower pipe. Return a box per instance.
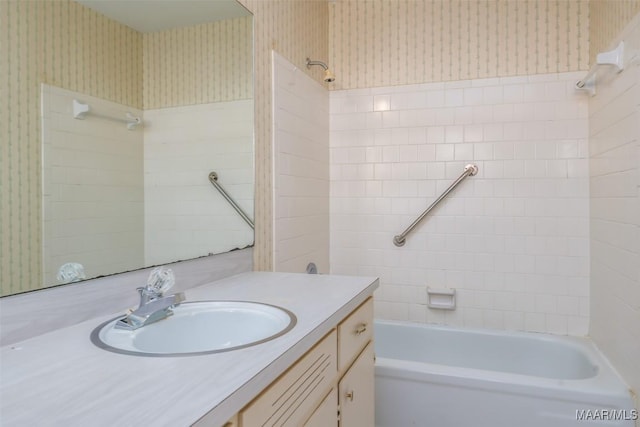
[208,171,254,230]
[393,164,478,247]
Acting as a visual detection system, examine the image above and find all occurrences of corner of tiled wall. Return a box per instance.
[272,51,330,274]
[588,8,640,405]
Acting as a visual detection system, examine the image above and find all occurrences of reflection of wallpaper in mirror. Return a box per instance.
[41,84,145,285]
[1,0,253,295]
[144,101,254,265]
[1,0,142,295]
[143,17,252,109]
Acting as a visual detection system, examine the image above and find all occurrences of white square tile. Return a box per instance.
[329,73,591,337]
[464,87,483,106]
[445,89,464,107]
[435,144,455,161]
[374,95,391,112]
[445,126,464,143]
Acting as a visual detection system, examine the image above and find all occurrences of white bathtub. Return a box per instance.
[375,320,637,427]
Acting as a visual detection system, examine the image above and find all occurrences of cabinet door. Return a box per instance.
[222,414,238,427]
[240,330,337,427]
[304,388,338,427]
[338,342,374,427]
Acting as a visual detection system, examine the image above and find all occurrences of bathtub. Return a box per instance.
[375,320,636,427]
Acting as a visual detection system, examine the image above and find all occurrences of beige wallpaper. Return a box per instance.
[589,0,640,63]
[329,0,590,90]
[238,0,330,271]
[143,16,253,109]
[0,0,142,295]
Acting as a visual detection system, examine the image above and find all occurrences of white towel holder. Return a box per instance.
[72,99,142,130]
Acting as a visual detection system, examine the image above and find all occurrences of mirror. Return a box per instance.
[1,0,253,296]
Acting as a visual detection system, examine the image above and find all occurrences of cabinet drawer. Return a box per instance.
[337,298,373,373]
[240,329,337,427]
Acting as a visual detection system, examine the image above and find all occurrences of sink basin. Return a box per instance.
[91,301,296,357]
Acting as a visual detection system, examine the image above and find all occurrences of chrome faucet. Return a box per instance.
[115,267,185,331]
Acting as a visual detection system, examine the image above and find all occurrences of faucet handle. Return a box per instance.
[146,266,175,295]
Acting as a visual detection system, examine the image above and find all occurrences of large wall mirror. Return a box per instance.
[1,0,254,296]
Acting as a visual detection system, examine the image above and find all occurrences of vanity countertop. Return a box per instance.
[0,272,378,426]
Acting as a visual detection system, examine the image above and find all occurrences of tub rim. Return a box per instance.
[373,319,633,405]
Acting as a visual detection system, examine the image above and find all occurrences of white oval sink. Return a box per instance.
[91,301,296,356]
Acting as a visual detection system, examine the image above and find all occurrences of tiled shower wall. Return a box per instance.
[588,12,640,401]
[238,0,330,271]
[41,85,144,285]
[330,72,590,335]
[272,52,330,273]
[144,101,254,266]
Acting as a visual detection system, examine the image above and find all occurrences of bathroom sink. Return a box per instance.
[91,301,296,357]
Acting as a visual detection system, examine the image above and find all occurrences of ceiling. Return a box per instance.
[75,0,251,33]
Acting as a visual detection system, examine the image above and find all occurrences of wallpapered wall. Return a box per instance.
[0,0,142,295]
[328,0,590,90]
[589,0,640,62]
[143,17,252,109]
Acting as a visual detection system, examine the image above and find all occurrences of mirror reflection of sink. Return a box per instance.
[91,301,296,357]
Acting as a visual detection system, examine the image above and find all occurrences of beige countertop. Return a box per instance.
[0,272,378,427]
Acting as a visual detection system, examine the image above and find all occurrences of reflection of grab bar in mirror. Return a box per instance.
[208,171,254,230]
[72,99,142,130]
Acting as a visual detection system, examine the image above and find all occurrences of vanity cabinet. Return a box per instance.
[239,329,338,427]
[236,298,374,427]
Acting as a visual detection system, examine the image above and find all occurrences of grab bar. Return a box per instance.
[393,164,478,247]
[208,171,254,230]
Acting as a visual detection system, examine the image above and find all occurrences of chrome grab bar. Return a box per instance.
[393,164,478,247]
[208,171,255,230]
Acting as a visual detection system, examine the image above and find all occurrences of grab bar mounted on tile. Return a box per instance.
[208,171,254,230]
[393,164,478,247]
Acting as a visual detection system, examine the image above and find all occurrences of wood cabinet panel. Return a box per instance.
[236,299,375,427]
[338,342,375,427]
[337,298,373,373]
[240,330,337,427]
[304,387,337,427]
